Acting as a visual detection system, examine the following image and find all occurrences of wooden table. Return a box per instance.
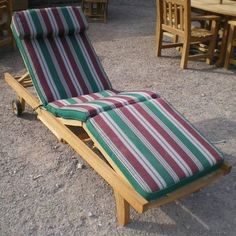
[191,0,236,66]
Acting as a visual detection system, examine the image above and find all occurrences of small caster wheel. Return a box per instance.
[12,99,23,117]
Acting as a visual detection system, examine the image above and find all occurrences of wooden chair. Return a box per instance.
[0,0,13,48]
[156,0,220,69]
[224,20,236,69]
[82,0,108,22]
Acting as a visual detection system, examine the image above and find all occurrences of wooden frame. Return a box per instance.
[156,0,220,69]
[4,72,231,225]
[82,0,108,23]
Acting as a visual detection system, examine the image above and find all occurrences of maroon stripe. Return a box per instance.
[135,102,200,173]
[61,36,90,95]
[72,7,86,32]
[48,37,78,96]
[18,12,32,38]
[157,98,223,162]
[24,40,54,102]
[40,10,53,37]
[120,106,187,179]
[80,33,111,90]
[75,96,90,103]
[95,97,136,105]
[93,115,160,191]
[51,100,65,108]
[121,91,159,99]
[51,8,65,35]
[87,93,102,100]
[66,104,100,116]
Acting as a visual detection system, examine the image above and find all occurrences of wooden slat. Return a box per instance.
[163,1,167,25]
[174,4,178,28]
[168,2,172,26]
[179,5,183,30]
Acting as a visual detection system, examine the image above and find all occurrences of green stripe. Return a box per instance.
[67,98,78,104]
[61,7,76,34]
[69,35,100,92]
[11,24,47,104]
[30,10,45,37]
[36,39,68,98]
[99,90,115,97]
[107,109,175,185]
[145,100,211,167]
[46,104,88,121]
[120,93,151,102]
[86,117,150,196]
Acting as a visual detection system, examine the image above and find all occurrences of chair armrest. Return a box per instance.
[228,20,236,26]
[191,15,220,22]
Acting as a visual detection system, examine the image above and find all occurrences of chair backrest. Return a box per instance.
[157,0,191,38]
[11,6,112,105]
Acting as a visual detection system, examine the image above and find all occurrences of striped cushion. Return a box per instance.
[86,98,224,200]
[11,8,112,104]
[46,90,159,121]
[12,7,88,39]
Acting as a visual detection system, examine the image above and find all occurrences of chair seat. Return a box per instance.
[191,28,213,40]
[46,90,159,122]
[86,97,224,200]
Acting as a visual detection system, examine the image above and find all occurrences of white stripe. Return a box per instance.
[76,33,108,90]
[44,38,73,98]
[91,120,152,192]
[116,108,180,183]
[102,112,167,189]
[64,35,94,93]
[127,104,195,176]
[153,100,216,165]
[31,40,61,100]
[141,101,205,171]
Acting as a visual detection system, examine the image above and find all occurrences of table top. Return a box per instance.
[191,0,236,17]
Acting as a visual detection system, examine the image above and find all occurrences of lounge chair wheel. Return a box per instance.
[12,99,23,116]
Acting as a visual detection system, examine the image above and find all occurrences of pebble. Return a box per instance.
[33,174,42,180]
[88,212,95,217]
[77,163,84,169]
[226,186,230,192]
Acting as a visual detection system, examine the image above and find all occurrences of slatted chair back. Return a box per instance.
[157,0,191,38]
[11,6,112,105]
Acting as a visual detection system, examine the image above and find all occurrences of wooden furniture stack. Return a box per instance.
[224,20,236,69]
[82,0,108,22]
[0,0,13,48]
[156,0,220,69]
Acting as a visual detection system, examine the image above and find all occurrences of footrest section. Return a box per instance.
[86,98,224,200]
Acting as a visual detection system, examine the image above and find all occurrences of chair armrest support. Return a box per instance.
[191,15,220,22]
[228,20,236,26]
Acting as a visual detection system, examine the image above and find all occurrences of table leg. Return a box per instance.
[216,17,230,67]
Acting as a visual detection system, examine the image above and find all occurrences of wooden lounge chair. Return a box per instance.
[5,6,231,225]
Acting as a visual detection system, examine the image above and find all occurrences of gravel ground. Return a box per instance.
[0,1,236,235]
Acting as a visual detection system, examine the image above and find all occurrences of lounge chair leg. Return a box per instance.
[114,190,130,226]
[18,97,25,112]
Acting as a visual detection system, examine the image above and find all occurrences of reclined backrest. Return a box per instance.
[11,6,112,105]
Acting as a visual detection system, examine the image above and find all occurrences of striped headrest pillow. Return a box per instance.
[11,6,88,39]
